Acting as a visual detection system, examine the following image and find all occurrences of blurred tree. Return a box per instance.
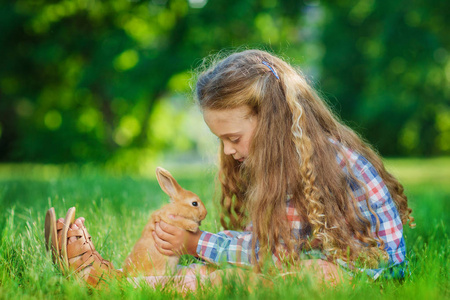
[0,0,306,163]
[319,0,450,156]
[0,0,448,164]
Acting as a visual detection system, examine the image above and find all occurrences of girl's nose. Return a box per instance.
[223,142,236,156]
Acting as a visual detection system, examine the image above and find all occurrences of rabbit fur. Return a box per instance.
[122,167,207,276]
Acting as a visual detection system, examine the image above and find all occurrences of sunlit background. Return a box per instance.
[1,0,449,175]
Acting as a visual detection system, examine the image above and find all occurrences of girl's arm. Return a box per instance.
[343,149,407,279]
[153,219,254,267]
[333,140,407,279]
[196,230,254,267]
[355,160,406,267]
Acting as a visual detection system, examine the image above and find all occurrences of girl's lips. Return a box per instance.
[233,155,245,162]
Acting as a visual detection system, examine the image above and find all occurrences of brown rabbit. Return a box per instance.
[122,167,207,276]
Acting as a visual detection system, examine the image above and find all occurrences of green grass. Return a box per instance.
[0,158,449,299]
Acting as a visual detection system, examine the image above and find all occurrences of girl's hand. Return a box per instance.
[153,218,202,257]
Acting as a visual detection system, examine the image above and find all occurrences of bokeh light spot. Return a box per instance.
[77,108,100,132]
[167,72,191,93]
[349,0,374,24]
[113,115,141,146]
[113,49,139,71]
[44,110,62,130]
[158,10,176,29]
[15,99,35,117]
[255,13,279,43]
[436,110,450,152]
[188,0,207,9]
[122,16,156,45]
[399,121,419,153]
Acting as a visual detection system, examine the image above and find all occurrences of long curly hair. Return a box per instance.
[195,49,414,269]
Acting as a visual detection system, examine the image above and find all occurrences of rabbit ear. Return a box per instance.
[155,167,183,201]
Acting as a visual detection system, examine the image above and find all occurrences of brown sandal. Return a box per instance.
[65,217,120,286]
[61,207,76,271]
[45,207,121,287]
[45,207,63,269]
[45,207,76,273]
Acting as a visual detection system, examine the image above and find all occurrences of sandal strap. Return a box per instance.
[70,251,95,271]
[64,223,119,286]
[67,229,91,239]
[67,239,93,258]
[80,225,94,246]
[86,265,111,286]
[79,251,120,287]
[66,224,96,257]
[56,222,64,230]
[86,272,101,286]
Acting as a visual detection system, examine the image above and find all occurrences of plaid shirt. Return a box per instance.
[196,141,406,279]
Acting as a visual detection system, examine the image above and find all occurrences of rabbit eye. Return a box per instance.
[192,201,198,207]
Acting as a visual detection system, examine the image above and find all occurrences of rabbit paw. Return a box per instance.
[186,223,199,233]
[153,214,162,223]
[148,222,156,231]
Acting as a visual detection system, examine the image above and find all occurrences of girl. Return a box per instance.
[49,49,414,287]
[153,49,414,279]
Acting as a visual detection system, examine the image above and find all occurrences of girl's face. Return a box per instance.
[203,106,258,163]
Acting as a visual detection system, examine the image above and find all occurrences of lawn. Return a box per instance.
[0,158,449,299]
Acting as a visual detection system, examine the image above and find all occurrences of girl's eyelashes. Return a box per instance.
[216,136,240,143]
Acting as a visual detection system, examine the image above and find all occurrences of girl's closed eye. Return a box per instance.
[229,137,240,143]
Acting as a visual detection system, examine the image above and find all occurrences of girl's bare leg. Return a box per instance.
[283,259,351,285]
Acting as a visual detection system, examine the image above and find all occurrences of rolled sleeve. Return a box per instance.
[334,140,407,279]
[196,230,254,267]
[359,163,406,266]
[350,157,407,278]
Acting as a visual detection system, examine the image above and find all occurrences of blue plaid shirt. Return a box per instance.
[196,142,406,280]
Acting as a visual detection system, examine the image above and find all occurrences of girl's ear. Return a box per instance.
[155,167,182,201]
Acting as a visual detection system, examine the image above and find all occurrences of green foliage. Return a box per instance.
[0,159,449,299]
[0,0,306,163]
[0,0,448,163]
[319,0,450,155]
